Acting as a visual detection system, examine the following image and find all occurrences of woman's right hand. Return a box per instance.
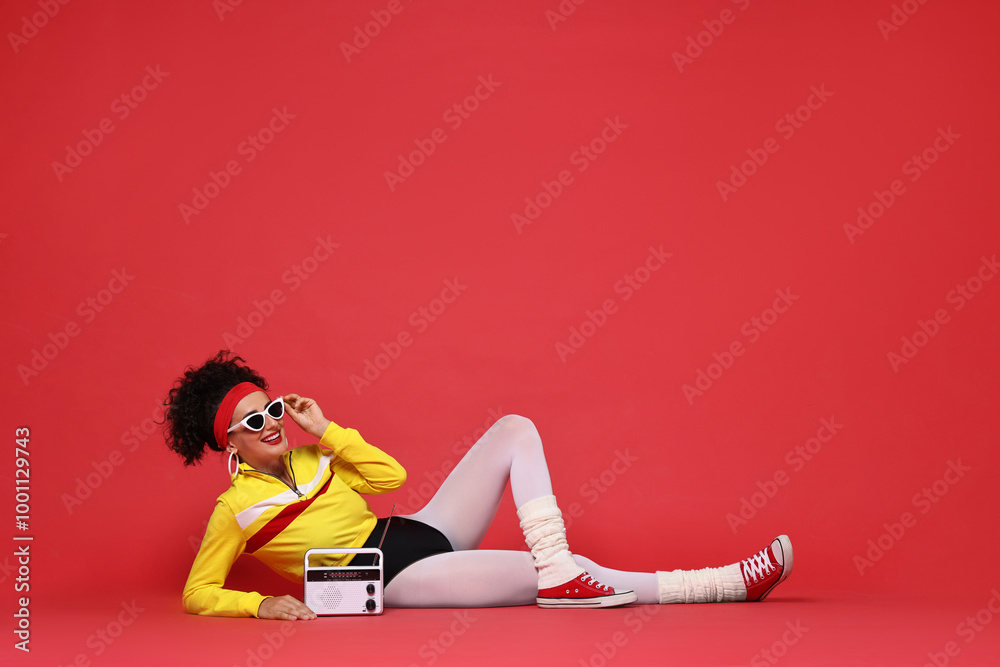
[257,595,318,620]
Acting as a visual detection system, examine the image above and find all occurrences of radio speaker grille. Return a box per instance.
[320,586,343,606]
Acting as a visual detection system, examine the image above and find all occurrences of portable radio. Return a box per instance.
[303,547,384,615]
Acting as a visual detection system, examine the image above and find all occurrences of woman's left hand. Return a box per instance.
[282,394,332,439]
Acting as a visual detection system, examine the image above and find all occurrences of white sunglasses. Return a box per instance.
[228,397,284,433]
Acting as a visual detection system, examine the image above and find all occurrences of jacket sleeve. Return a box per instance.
[320,421,407,494]
[182,500,270,617]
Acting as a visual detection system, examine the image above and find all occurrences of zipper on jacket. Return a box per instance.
[254,450,303,497]
[259,471,303,497]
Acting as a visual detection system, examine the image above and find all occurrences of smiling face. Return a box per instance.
[225,391,287,473]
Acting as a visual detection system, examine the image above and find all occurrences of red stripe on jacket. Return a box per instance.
[245,476,334,554]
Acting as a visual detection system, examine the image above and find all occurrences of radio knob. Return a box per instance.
[367,583,375,595]
[365,599,377,611]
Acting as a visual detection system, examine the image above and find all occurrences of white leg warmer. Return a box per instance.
[517,495,585,589]
[656,565,746,603]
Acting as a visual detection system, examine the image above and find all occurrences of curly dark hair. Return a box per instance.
[162,350,269,466]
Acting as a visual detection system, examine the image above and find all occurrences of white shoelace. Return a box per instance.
[582,573,612,591]
[741,548,775,583]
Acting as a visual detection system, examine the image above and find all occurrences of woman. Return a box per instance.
[165,351,792,619]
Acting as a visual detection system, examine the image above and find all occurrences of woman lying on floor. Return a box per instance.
[164,351,792,619]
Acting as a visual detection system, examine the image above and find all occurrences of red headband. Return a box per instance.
[213,382,264,449]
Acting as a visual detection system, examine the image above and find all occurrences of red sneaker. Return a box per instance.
[741,535,793,601]
[537,572,638,608]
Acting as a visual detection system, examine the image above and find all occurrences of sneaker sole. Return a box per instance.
[757,534,793,601]
[537,591,638,608]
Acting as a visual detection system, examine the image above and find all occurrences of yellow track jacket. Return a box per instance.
[182,421,406,617]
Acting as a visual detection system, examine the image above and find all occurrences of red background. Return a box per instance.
[3,0,999,665]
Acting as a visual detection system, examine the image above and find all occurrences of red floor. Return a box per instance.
[14,589,1000,666]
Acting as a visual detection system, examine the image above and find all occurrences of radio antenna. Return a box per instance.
[375,504,395,563]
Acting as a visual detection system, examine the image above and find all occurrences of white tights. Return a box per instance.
[386,415,661,607]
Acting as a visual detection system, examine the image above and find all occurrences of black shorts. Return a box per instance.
[355,517,454,586]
